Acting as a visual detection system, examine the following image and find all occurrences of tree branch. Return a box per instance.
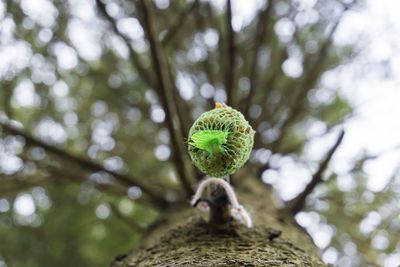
[0,175,50,195]
[290,130,345,214]
[0,122,167,207]
[225,0,236,107]
[2,80,13,119]
[95,0,153,88]
[269,6,351,152]
[109,203,143,231]
[136,1,194,197]
[161,0,199,46]
[243,0,275,117]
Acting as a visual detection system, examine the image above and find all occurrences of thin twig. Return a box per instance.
[161,0,199,45]
[2,80,13,119]
[109,202,143,231]
[41,161,130,197]
[170,71,192,144]
[225,0,236,107]
[136,1,194,197]
[0,122,167,207]
[290,130,345,214]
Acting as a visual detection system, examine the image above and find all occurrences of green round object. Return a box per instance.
[188,103,255,178]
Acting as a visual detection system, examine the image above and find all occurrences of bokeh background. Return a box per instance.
[0,0,399,266]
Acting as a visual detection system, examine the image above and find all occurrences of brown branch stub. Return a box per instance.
[225,0,236,107]
[0,122,167,208]
[136,0,194,197]
[290,130,345,214]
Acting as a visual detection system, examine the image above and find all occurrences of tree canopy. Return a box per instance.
[0,0,399,266]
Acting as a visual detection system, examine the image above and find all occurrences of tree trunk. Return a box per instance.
[111,174,327,266]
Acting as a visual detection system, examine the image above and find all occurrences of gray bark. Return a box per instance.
[111,175,328,267]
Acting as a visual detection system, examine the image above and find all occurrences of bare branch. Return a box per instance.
[243,0,275,117]
[136,1,194,196]
[95,0,153,87]
[0,175,50,195]
[225,0,236,107]
[161,0,199,45]
[269,7,350,152]
[109,203,143,231]
[1,80,13,119]
[0,122,167,207]
[40,161,130,197]
[192,2,218,109]
[290,130,345,214]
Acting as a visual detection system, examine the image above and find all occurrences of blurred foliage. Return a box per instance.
[0,0,399,266]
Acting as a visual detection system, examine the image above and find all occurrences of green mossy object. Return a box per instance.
[188,103,255,177]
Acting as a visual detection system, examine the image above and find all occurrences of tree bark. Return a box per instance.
[111,174,327,266]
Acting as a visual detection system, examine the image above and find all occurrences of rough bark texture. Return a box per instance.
[111,174,328,267]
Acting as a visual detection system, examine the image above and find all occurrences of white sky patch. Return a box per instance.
[67,18,102,61]
[14,194,36,216]
[91,118,117,151]
[68,0,96,22]
[12,79,40,108]
[154,144,171,161]
[35,118,68,144]
[359,211,381,235]
[151,105,166,123]
[0,198,10,212]
[104,156,124,172]
[322,247,339,264]
[0,2,5,20]
[311,224,334,249]
[282,57,303,78]
[105,2,121,18]
[205,0,264,31]
[20,0,58,28]
[274,17,296,43]
[187,45,207,62]
[38,28,53,43]
[363,151,400,192]
[51,80,70,98]
[0,41,32,79]
[108,35,129,59]
[51,42,78,70]
[0,153,23,175]
[326,0,400,192]
[268,156,314,200]
[0,17,15,44]
[154,0,170,10]
[117,17,144,41]
[176,72,195,100]
[231,0,264,31]
[95,203,111,219]
[203,29,219,49]
[200,83,215,99]
[127,186,142,200]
